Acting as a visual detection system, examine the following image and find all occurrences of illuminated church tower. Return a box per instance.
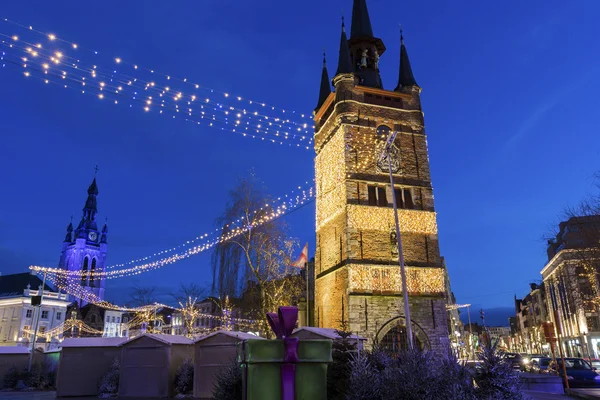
[58,177,107,303]
[313,0,449,350]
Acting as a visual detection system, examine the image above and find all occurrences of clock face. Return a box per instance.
[88,232,98,242]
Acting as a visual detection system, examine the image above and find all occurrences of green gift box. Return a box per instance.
[238,338,332,400]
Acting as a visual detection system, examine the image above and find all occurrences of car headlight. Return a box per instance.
[523,359,530,364]
[594,375,600,381]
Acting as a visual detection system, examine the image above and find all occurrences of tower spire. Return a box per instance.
[336,17,353,76]
[395,27,419,91]
[347,0,385,88]
[315,50,331,112]
[350,0,374,39]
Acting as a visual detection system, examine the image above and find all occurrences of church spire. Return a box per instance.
[395,29,419,91]
[335,17,353,76]
[350,0,374,39]
[315,51,331,112]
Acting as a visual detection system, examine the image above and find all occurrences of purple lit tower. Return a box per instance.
[58,177,107,304]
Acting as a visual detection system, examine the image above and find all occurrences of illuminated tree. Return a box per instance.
[211,173,304,335]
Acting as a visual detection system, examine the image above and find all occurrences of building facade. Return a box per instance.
[541,216,600,358]
[511,283,550,354]
[313,0,449,350]
[0,273,70,350]
[58,177,108,303]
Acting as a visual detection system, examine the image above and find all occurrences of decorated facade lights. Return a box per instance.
[0,18,314,138]
[30,182,315,280]
[0,39,311,149]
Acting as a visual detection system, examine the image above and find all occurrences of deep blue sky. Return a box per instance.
[1,0,599,316]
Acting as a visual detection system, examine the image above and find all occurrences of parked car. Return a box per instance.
[549,358,600,387]
[523,354,545,371]
[503,353,523,371]
[531,357,552,373]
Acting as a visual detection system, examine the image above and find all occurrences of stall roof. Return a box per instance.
[122,333,193,346]
[61,337,128,348]
[194,330,264,343]
[292,327,366,340]
[0,346,30,354]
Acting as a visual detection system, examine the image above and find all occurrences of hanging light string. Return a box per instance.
[29,183,315,279]
[0,18,314,145]
[0,39,312,149]
[44,273,258,329]
[0,33,309,143]
[0,17,312,125]
[105,181,314,270]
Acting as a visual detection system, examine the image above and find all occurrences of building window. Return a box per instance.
[26,309,32,319]
[90,258,97,287]
[377,124,392,138]
[111,316,115,323]
[116,317,120,323]
[56,312,62,321]
[82,257,89,285]
[39,326,46,335]
[394,188,414,209]
[22,325,30,339]
[367,185,387,207]
[41,311,48,319]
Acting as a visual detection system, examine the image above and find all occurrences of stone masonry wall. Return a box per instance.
[348,295,449,352]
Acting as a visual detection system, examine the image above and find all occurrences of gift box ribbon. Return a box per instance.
[267,306,299,400]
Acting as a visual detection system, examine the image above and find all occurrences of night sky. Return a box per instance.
[1,0,599,318]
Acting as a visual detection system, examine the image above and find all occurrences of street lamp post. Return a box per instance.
[381,130,413,350]
[28,271,47,372]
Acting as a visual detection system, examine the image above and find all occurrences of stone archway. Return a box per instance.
[375,316,431,352]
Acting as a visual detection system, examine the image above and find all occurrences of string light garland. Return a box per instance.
[0,41,311,149]
[349,264,445,294]
[0,18,315,148]
[30,182,315,280]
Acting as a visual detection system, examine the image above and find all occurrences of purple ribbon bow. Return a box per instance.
[267,306,299,400]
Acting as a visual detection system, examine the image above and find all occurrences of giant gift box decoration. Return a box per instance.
[238,306,332,400]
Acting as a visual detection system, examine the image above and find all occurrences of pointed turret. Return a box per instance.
[336,18,353,76]
[315,52,331,112]
[350,0,374,39]
[100,221,108,244]
[64,221,73,243]
[395,30,419,91]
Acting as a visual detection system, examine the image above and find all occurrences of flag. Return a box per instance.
[291,243,308,269]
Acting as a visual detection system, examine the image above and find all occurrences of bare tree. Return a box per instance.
[129,286,159,307]
[211,173,304,334]
[171,283,207,305]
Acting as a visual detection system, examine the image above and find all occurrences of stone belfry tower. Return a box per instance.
[313,0,449,350]
[58,176,108,304]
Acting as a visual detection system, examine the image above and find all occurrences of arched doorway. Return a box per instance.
[376,316,430,352]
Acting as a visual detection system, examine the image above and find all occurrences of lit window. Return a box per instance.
[367,185,387,207]
[394,188,414,209]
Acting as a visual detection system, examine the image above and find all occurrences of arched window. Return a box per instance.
[377,124,392,138]
[81,257,89,285]
[90,258,97,287]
